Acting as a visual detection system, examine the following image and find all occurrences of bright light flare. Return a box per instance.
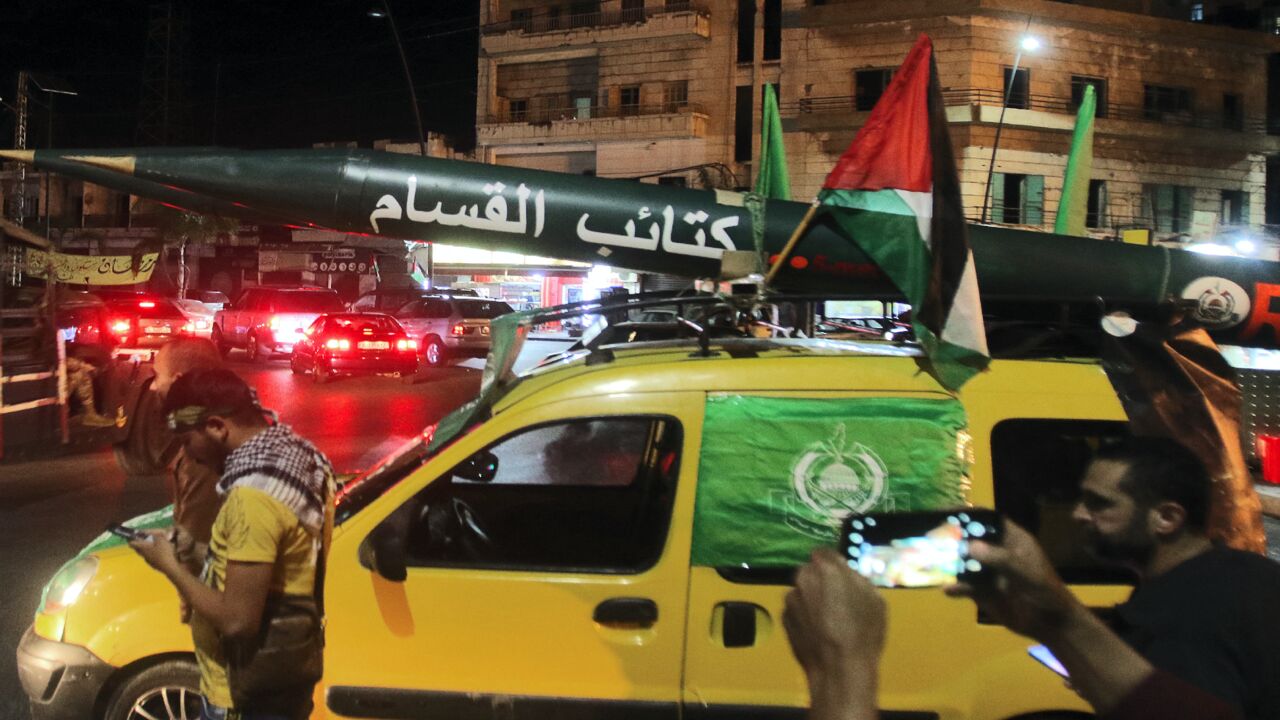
[1020,35,1041,52]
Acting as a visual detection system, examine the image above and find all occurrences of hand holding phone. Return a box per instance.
[840,509,1002,588]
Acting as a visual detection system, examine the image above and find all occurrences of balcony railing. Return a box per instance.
[786,87,1269,134]
[483,1,704,36]
[483,101,704,124]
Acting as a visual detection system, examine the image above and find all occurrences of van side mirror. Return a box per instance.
[358,508,410,582]
[454,450,498,483]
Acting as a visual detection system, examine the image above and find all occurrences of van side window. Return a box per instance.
[397,301,422,319]
[991,419,1133,585]
[351,295,376,312]
[403,417,682,573]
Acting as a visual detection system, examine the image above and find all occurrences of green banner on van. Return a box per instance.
[691,395,971,568]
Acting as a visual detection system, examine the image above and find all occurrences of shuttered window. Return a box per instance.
[990,173,1044,226]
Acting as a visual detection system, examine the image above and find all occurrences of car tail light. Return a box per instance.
[324,338,351,351]
[110,319,131,335]
[451,323,465,337]
[268,315,281,331]
[396,338,417,352]
[182,322,195,334]
[139,301,156,308]
[195,320,210,330]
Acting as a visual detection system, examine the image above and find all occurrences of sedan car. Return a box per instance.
[101,295,191,348]
[290,313,418,383]
[172,298,216,339]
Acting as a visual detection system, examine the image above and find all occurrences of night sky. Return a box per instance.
[0,0,480,152]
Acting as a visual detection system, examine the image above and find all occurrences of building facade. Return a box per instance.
[476,0,1280,244]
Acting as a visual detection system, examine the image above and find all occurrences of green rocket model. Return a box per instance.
[4,147,1279,349]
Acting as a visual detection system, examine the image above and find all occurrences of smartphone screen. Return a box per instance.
[840,510,1001,588]
[1028,644,1070,678]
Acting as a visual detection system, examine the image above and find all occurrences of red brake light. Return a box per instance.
[324,338,351,351]
[396,338,417,351]
[268,315,281,331]
[451,323,465,337]
[110,319,131,335]
[139,301,156,308]
[182,323,195,333]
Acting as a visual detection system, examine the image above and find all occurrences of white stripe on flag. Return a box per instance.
[940,250,989,356]
[893,188,933,246]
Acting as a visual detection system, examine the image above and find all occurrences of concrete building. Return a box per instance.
[476,0,1280,243]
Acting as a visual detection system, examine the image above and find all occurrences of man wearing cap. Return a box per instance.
[129,368,333,720]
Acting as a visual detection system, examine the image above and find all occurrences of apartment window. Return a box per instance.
[1070,76,1108,119]
[658,176,688,187]
[1144,85,1192,120]
[1086,179,1107,229]
[763,0,782,61]
[572,92,594,120]
[737,0,755,64]
[1224,93,1244,130]
[855,68,893,111]
[1221,189,1248,225]
[665,0,692,10]
[1142,184,1194,233]
[569,1,600,27]
[620,85,641,115]
[1191,3,1204,21]
[663,80,689,112]
[735,85,754,162]
[509,99,528,122]
[621,0,645,22]
[1003,67,1030,109]
[546,6,562,30]
[989,173,1044,226]
[510,8,534,31]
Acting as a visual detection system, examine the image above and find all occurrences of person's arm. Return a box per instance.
[130,530,272,640]
[945,521,1151,714]
[782,548,886,720]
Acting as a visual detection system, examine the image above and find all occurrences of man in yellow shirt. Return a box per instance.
[130,368,333,720]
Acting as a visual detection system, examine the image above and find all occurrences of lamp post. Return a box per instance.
[980,32,1041,224]
[369,1,433,287]
[12,73,77,241]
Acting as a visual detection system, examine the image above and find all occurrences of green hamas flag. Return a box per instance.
[1055,84,1096,237]
[755,83,791,201]
[691,395,971,568]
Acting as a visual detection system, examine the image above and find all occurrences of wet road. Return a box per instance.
[0,358,483,720]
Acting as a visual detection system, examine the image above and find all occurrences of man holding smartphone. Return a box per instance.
[1073,437,1280,720]
[128,368,333,720]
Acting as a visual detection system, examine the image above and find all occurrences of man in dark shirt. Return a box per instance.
[1073,436,1280,720]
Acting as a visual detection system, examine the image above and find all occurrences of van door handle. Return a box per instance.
[593,597,658,627]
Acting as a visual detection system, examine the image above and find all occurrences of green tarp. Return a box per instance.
[691,395,971,567]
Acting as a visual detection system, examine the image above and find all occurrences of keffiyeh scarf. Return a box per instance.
[219,423,333,533]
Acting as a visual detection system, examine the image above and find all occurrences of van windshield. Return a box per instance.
[335,421,470,523]
[272,292,344,313]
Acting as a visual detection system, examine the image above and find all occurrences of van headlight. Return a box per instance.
[40,556,98,614]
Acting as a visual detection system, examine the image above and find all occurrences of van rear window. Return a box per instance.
[455,299,514,319]
[271,292,344,313]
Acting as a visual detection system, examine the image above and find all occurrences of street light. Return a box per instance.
[368,1,433,287]
[12,72,77,241]
[979,28,1042,224]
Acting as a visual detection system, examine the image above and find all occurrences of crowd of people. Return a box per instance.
[123,337,1280,720]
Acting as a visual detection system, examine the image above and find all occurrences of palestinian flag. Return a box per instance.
[817,34,989,390]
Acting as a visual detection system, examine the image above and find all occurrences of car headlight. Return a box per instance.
[40,556,99,614]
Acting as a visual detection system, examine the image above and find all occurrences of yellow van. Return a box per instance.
[19,339,1132,720]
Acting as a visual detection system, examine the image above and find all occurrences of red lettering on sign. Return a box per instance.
[1240,282,1280,342]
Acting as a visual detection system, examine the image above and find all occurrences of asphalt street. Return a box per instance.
[0,357,483,720]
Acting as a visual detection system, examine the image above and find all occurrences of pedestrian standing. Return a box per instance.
[129,368,333,719]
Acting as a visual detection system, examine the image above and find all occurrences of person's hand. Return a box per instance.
[129,529,180,575]
[783,547,886,720]
[784,547,886,675]
[945,520,1078,640]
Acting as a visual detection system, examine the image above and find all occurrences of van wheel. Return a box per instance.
[423,336,447,368]
[103,659,203,720]
[113,384,176,477]
[210,327,230,359]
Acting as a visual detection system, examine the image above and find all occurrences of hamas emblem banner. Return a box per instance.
[691,395,971,567]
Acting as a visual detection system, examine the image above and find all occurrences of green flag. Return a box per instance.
[1055,85,1096,236]
[754,84,791,200]
[691,395,971,567]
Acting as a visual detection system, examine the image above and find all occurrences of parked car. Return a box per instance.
[211,286,345,362]
[290,313,418,383]
[190,290,230,312]
[100,295,191,349]
[394,296,514,367]
[171,298,216,339]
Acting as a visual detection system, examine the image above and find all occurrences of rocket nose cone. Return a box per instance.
[0,150,35,163]
[64,155,137,175]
